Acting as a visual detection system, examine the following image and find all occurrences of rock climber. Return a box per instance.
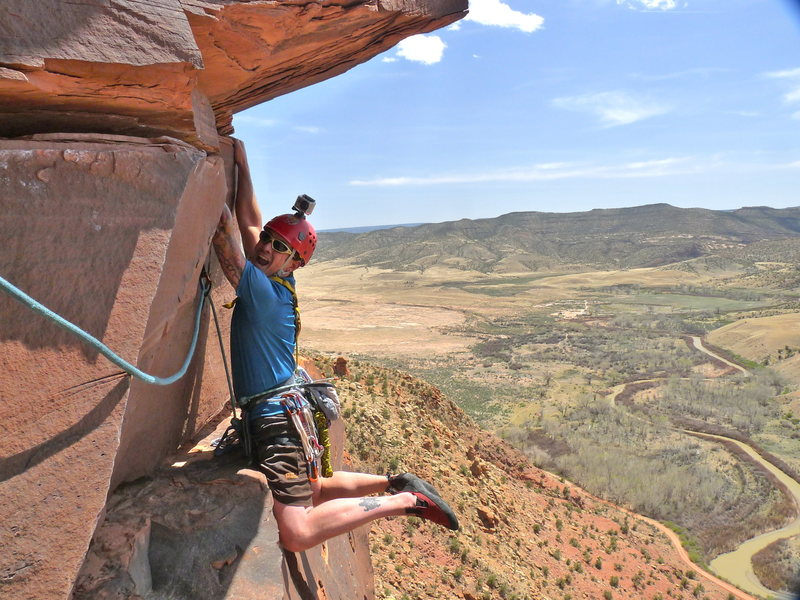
[211,139,458,553]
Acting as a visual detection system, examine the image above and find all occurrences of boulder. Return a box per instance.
[476,505,499,531]
[333,356,350,377]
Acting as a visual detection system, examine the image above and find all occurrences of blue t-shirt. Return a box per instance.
[230,261,296,399]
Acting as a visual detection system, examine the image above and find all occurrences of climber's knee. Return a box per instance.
[279,528,313,553]
[273,501,314,552]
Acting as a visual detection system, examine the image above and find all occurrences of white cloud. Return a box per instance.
[234,115,277,127]
[551,91,670,127]
[765,67,800,79]
[386,2,542,65]
[764,68,800,101]
[785,89,800,103]
[465,0,544,33]
[349,154,800,187]
[764,67,800,110]
[396,35,447,65]
[294,125,321,134]
[348,157,695,186]
[617,0,686,10]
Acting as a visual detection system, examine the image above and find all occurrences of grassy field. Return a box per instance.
[297,255,800,571]
[707,313,800,385]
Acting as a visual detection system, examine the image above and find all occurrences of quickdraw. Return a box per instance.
[280,392,324,481]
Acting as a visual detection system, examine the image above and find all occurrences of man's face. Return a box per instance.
[253,229,303,277]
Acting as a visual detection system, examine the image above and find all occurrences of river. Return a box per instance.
[611,338,800,599]
[704,430,800,600]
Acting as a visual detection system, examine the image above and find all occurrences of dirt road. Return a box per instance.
[691,336,749,376]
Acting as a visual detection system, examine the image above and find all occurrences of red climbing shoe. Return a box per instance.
[406,491,459,531]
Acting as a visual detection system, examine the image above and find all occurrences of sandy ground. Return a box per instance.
[300,297,473,356]
[296,261,714,358]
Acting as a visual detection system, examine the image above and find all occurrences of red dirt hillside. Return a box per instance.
[323,355,748,600]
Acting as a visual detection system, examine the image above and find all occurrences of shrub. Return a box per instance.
[448,537,461,555]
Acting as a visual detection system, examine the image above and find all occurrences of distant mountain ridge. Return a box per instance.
[314,204,800,272]
[320,222,425,233]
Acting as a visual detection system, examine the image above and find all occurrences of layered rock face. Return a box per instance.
[0,1,466,599]
[0,0,466,148]
[0,134,232,600]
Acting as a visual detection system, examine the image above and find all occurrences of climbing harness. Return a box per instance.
[0,272,210,386]
[212,370,339,477]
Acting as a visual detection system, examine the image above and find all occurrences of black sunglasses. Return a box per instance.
[259,230,297,258]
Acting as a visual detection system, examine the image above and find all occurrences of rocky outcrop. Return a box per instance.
[0,0,467,148]
[0,1,466,599]
[73,418,374,600]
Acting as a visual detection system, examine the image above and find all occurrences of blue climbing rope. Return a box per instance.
[0,273,210,386]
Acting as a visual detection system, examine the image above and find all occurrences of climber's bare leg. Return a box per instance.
[273,491,416,553]
[314,471,389,503]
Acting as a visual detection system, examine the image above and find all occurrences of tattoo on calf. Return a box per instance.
[359,497,382,512]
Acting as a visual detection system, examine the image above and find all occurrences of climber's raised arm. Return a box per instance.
[232,138,262,260]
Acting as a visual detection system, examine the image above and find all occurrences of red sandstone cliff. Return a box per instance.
[0,2,467,599]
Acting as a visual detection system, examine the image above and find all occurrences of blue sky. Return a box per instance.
[233,0,800,230]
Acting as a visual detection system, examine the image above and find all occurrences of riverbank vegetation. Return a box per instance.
[502,388,793,563]
[751,536,800,595]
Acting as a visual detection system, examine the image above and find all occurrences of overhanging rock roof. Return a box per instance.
[0,0,468,150]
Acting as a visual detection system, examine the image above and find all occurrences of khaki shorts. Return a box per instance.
[250,414,313,507]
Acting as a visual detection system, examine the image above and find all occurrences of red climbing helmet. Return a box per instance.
[264,214,317,265]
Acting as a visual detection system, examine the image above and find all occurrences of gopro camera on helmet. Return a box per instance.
[293,194,316,217]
